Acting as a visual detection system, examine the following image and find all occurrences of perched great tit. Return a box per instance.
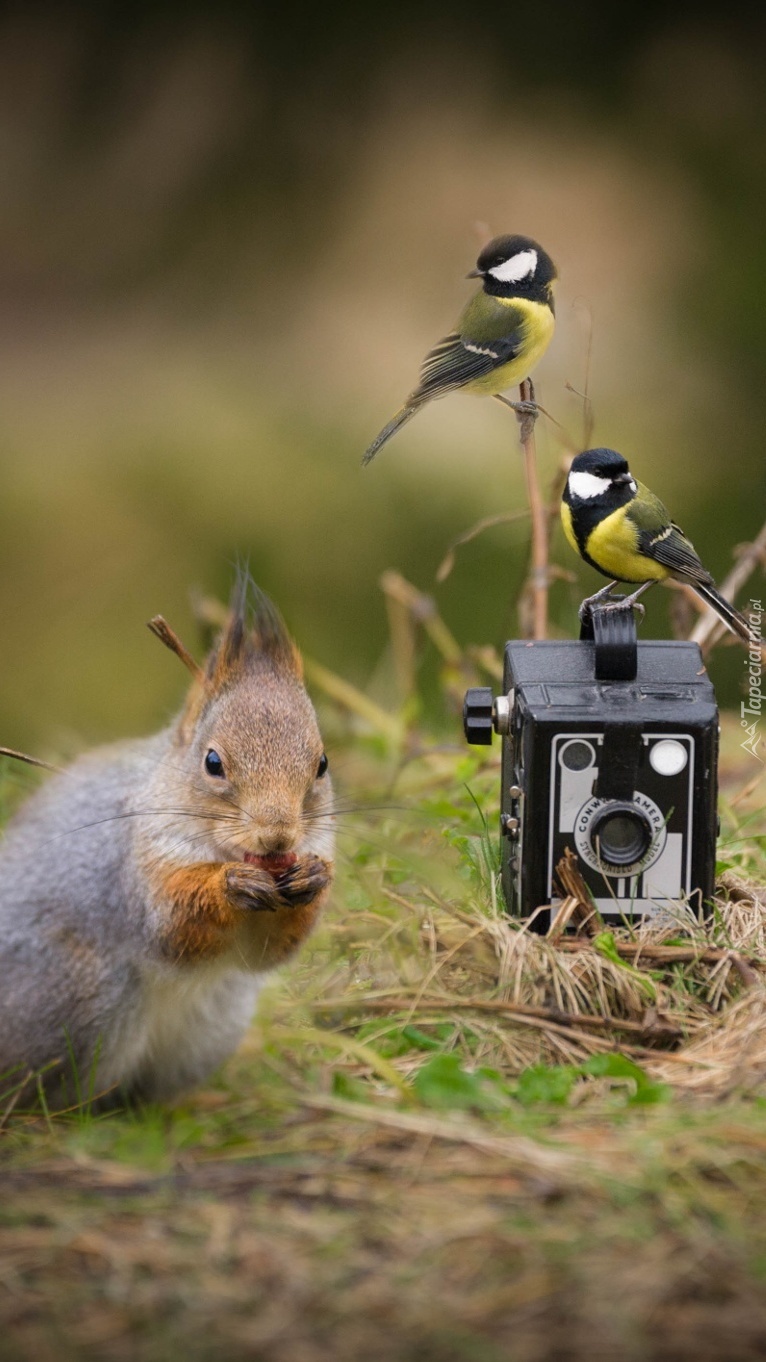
[561,448,753,643]
[362,234,557,465]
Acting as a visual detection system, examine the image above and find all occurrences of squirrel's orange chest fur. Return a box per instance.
[155,859,332,967]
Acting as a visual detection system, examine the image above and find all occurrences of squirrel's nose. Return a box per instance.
[255,818,299,856]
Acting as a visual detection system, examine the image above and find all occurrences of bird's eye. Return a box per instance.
[316,753,329,778]
[204,749,225,778]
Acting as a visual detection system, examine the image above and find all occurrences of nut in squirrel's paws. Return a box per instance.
[244,851,298,875]
[225,863,283,913]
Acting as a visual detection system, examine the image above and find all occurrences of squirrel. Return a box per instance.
[0,574,334,1107]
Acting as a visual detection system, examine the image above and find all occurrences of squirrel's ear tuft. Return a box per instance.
[250,585,304,679]
[208,569,303,688]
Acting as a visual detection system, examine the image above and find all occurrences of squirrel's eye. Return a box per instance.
[204,749,225,778]
[316,753,329,778]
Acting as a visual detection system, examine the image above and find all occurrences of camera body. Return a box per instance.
[464,610,719,930]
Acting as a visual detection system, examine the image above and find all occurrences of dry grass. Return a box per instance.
[2,693,766,1360]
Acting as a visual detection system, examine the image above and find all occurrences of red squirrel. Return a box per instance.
[0,575,334,1105]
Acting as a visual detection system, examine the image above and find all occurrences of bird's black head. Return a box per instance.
[469,234,557,303]
[564,448,637,508]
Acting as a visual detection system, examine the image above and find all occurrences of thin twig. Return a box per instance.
[558,939,765,971]
[302,1093,584,1175]
[310,993,684,1045]
[496,382,549,639]
[147,616,204,680]
[0,747,60,773]
[719,871,766,907]
[379,571,463,664]
[567,296,595,447]
[302,657,401,742]
[436,511,529,584]
[690,518,766,653]
[0,1073,31,1133]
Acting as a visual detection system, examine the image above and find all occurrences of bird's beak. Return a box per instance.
[465,268,483,279]
[614,473,633,485]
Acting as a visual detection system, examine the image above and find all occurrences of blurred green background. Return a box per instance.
[0,1,764,753]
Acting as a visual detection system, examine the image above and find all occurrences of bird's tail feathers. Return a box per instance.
[361,401,421,466]
[694,582,755,645]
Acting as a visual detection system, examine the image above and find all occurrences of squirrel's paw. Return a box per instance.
[277,856,332,907]
[225,863,282,913]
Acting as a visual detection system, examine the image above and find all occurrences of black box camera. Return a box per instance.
[464,605,719,930]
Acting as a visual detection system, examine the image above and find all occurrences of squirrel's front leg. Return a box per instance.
[156,862,283,963]
[276,855,333,906]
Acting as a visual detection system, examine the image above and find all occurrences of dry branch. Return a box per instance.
[518,379,548,639]
[550,849,603,939]
[379,570,463,664]
[302,1093,584,1176]
[311,993,684,1046]
[690,516,766,654]
[558,938,765,973]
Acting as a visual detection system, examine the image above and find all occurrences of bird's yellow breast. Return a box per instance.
[466,298,555,396]
[585,506,670,584]
[560,501,578,557]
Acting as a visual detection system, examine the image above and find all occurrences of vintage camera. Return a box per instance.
[464,605,719,929]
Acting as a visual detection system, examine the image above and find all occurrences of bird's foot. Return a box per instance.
[579,581,652,624]
[494,395,539,419]
[578,582,619,623]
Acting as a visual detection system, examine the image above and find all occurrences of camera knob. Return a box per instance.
[463,687,494,745]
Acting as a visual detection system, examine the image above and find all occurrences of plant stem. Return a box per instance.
[518,378,549,639]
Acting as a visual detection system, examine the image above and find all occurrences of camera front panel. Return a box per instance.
[547,731,695,918]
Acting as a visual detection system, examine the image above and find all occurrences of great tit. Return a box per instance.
[561,448,752,643]
[362,234,557,465]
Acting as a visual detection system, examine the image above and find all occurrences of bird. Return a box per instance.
[561,447,753,643]
[362,234,557,465]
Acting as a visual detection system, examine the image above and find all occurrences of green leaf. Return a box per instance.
[412,1054,507,1112]
[332,1071,369,1102]
[515,1064,579,1106]
[581,1053,668,1104]
[593,931,622,964]
[401,1025,443,1052]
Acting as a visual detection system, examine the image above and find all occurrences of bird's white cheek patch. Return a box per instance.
[569,471,612,500]
[488,249,538,284]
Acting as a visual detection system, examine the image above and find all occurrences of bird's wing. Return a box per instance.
[631,488,711,584]
[626,484,708,580]
[640,524,712,583]
[415,326,524,397]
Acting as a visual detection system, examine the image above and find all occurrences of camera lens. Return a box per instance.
[590,802,652,868]
[559,740,595,771]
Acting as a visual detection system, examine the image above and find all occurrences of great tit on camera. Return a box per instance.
[362,234,557,465]
[561,448,753,643]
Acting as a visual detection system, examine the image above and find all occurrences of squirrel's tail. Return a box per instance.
[693,582,754,645]
[362,400,423,466]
